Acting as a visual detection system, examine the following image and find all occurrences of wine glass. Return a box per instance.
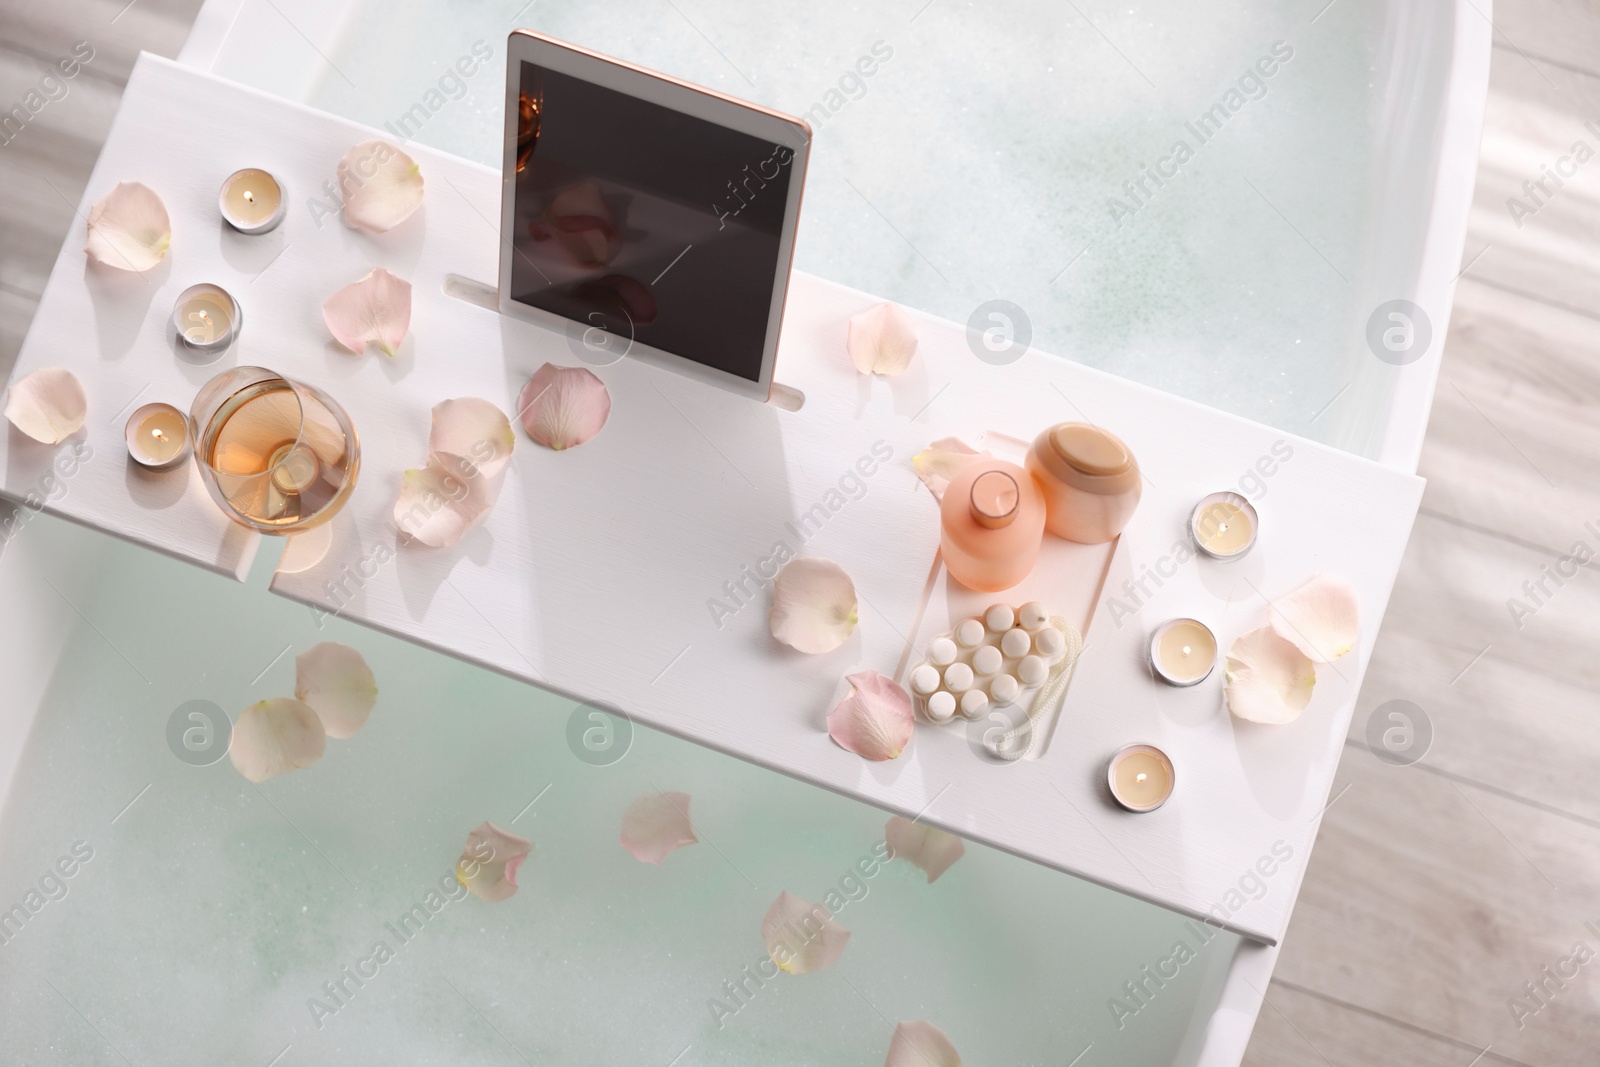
[190,366,360,533]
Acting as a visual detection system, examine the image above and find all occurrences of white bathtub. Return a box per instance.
[182,0,1488,473]
[0,0,1487,1062]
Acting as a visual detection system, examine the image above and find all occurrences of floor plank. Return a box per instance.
[1419,277,1600,554]
[1347,510,1600,825]
[1271,744,1600,1066]
[1495,0,1600,82]
[0,48,127,299]
[0,286,40,379]
[0,0,204,86]
[1241,980,1517,1067]
[1466,43,1600,318]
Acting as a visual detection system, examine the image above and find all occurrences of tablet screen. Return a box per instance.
[507,61,797,382]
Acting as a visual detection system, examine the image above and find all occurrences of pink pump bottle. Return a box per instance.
[939,459,1046,592]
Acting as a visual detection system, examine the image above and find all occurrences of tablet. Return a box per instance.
[499,31,811,401]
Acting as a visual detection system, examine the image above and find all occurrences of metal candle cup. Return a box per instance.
[1149,617,1217,686]
[1190,491,1259,560]
[171,283,241,351]
[218,168,285,234]
[1108,744,1175,813]
[124,402,191,471]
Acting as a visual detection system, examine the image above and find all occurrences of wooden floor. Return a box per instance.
[1,1,1597,1064]
[1242,4,1600,1065]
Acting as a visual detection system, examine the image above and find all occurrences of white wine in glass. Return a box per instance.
[191,367,359,533]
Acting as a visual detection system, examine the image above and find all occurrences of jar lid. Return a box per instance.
[969,469,1019,529]
[1049,423,1132,476]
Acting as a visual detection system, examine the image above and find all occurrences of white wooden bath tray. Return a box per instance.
[0,55,1425,944]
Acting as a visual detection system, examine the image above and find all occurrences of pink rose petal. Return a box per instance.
[456,821,532,903]
[228,698,327,783]
[393,451,496,548]
[827,671,914,761]
[912,437,983,501]
[4,367,86,444]
[323,267,412,357]
[294,642,377,740]
[770,557,858,654]
[761,891,851,974]
[885,816,965,883]
[847,302,918,376]
[1225,626,1317,725]
[518,363,611,450]
[430,398,515,479]
[885,1021,961,1067]
[84,181,170,271]
[1270,574,1359,663]
[338,140,423,232]
[620,792,699,865]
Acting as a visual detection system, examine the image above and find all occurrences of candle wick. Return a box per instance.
[244,190,254,202]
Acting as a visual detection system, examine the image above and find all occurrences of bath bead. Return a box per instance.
[960,689,989,719]
[984,604,1015,632]
[928,637,958,666]
[1018,602,1049,631]
[1017,655,1048,686]
[972,645,1003,676]
[989,673,1020,705]
[1034,627,1066,661]
[944,662,974,693]
[1001,628,1031,658]
[955,619,986,647]
[926,690,956,723]
[911,665,941,694]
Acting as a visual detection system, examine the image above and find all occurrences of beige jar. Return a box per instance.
[1025,422,1141,543]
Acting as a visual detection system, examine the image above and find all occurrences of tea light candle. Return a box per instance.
[1108,744,1175,812]
[219,168,285,234]
[1149,617,1217,686]
[124,403,191,471]
[1190,491,1258,559]
[171,283,240,351]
